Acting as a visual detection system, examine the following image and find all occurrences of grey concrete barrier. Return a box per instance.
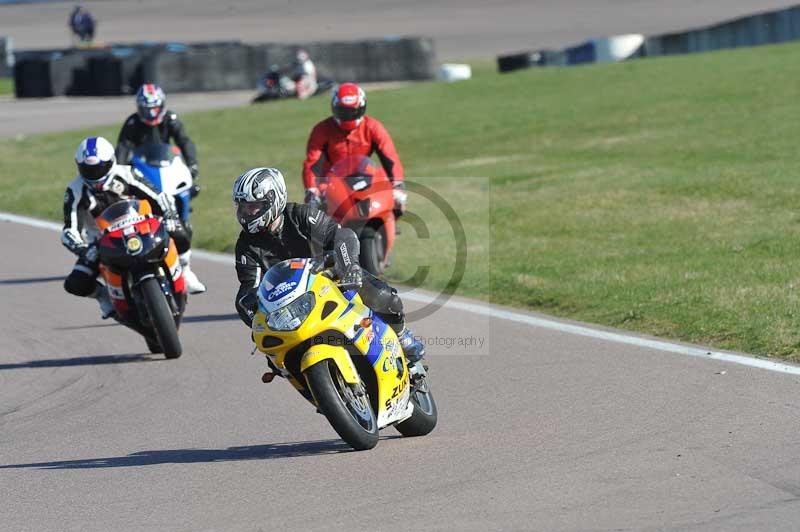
[13,36,436,97]
[256,37,437,83]
[146,43,253,93]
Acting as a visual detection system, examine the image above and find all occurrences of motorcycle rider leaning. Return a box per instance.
[62,137,205,318]
[232,167,426,371]
[115,84,200,197]
[301,83,407,214]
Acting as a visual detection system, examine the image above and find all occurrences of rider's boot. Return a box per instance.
[90,283,116,320]
[398,327,428,385]
[398,327,425,363]
[179,251,207,294]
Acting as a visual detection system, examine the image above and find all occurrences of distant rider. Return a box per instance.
[115,84,205,290]
[269,48,318,100]
[115,84,200,198]
[62,137,205,318]
[290,49,318,100]
[69,5,96,44]
[231,167,426,371]
[301,82,407,213]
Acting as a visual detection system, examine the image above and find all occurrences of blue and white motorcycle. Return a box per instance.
[130,143,194,224]
[130,143,206,294]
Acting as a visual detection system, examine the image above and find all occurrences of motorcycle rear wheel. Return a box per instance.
[395,381,438,437]
[141,277,182,359]
[305,360,378,451]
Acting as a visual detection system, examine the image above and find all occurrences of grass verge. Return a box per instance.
[2,44,800,358]
[0,78,13,96]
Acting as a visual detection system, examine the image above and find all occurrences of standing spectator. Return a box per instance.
[69,5,96,45]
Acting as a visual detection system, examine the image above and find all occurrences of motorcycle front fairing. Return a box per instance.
[251,258,414,428]
[324,156,395,229]
[96,199,186,320]
[131,143,194,222]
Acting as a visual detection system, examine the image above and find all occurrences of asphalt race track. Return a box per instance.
[2,218,800,532]
[0,91,254,139]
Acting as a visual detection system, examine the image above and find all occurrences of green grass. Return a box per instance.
[3,43,800,358]
[0,78,13,96]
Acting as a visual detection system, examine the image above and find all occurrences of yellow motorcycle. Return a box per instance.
[251,257,437,450]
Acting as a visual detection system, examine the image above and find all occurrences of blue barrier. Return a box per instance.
[498,4,800,72]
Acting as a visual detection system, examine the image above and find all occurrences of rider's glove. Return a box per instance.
[155,192,177,219]
[164,218,179,233]
[189,164,201,198]
[392,181,407,216]
[338,264,363,291]
[304,187,320,203]
[80,242,99,264]
[304,187,322,209]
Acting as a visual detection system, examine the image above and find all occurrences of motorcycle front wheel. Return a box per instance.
[140,277,182,359]
[305,360,378,450]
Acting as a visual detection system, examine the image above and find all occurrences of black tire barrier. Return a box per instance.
[497,49,567,72]
[14,49,105,97]
[497,52,538,72]
[13,36,436,98]
[87,46,165,96]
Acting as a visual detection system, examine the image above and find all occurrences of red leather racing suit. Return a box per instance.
[302,116,404,189]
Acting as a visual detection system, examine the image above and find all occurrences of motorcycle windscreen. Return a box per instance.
[96,199,152,232]
[327,156,389,192]
[132,143,176,168]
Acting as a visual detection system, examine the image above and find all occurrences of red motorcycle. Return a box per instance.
[95,199,187,358]
[321,156,396,276]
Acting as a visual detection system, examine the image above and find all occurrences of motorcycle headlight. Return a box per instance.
[267,292,315,331]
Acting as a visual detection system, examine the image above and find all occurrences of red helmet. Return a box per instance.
[331,83,366,131]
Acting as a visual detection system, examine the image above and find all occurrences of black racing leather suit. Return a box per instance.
[234,202,404,329]
[61,166,191,297]
[115,111,198,169]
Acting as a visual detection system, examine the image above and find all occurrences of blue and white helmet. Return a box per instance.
[75,136,116,188]
[232,167,288,234]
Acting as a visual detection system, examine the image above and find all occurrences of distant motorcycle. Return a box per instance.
[251,256,437,450]
[321,156,396,276]
[95,199,187,358]
[251,66,334,103]
[130,143,194,224]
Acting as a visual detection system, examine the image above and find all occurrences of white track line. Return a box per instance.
[4,210,800,376]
